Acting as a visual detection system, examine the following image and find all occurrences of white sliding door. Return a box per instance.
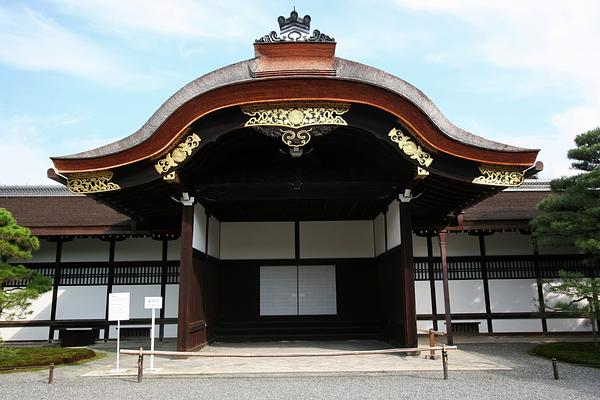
[259,266,298,316]
[259,265,337,316]
[298,265,337,315]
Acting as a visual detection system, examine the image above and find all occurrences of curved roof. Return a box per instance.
[55,56,533,162]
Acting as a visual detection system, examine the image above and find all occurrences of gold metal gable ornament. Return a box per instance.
[388,127,433,167]
[66,171,121,194]
[155,133,201,174]
[472,166,525,187]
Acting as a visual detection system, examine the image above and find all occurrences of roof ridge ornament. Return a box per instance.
[255,10,335,43]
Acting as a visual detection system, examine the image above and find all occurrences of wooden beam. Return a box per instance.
[399,199,417,347]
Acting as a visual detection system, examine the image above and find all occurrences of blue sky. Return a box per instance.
[1,0,598,184]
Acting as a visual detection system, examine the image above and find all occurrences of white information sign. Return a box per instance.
[108,292,130,321]
[108,292,130,373]
[144,296,163,371]
[144,296,163,309]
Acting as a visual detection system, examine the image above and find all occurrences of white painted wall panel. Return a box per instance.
[374,214,385,256]
[493,319,542,333]
[207,216,220,258]
[0,327,49,341]
[61,238,109,262]
[112,285,161,319]
[547,318,593,332]
[167,239,180,261]
[417,321,435,331]
[485,232,533,255]
[413,235,428,257]
[56,286,107,319]
[414,281,432,314]
[32,239,57,262]
[446,233,479,256]
[163,324,178,338]
[192,204,207,252]
[0,289,52,321]
[386,201,401,250]
[489,279,538,312]
[220,222,295,260]
[538,245,580,255]
[114,237,162,261]
[435,280,485,313]
[300,221,374,259]
[165,284,179,318]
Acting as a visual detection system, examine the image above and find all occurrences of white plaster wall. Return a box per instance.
[386,200,401,250]
[220,222,295,260]
[373,214,385,256]
[192,204,207,252]
[417,320,435,331]
[56,286,107,319]
[445,233,480,256]
[165,284,179,318]
[114,237,162,261]
[163,324,178,338]
[485,232,533,255]
[413,235,428,257]
[61,238,109,262]
[493,319,542,333]
[31,239,57,262]
[208,216,220,258]
[435,280,486,314]
[0,327,49,341]
[538,245,580,255]
[112,285,161,319]
[300,221,374,259]
[489,279,538,312]
[0,289,52,321]
[167,239,180,261]
[547,318,593,332]
[414,281,432,314]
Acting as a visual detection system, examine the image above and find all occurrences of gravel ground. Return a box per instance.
[1,343,599,400]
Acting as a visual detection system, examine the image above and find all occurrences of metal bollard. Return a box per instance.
[48,363,55,384]
[137,347,144,383]
[442,345,449,380]
[552,358,559,380]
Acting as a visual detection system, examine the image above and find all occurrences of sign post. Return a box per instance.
[144,296,163,370]
[108,292,130,373]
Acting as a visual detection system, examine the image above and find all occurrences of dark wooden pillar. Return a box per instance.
[399,199,417,347]
[532,237,548,333]
[159,238,168,341]
[103,239,116,341]
[177,202,208,351]
[177,204,195,351]
[478,234,493,334]
[426,235,438,331]
[439,231,453,345]
[48,238,63,342]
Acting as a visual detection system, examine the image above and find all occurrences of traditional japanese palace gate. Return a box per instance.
[7,11,581,351]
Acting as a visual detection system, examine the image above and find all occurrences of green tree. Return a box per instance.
[0,208,52,322]
[531,126,600,346]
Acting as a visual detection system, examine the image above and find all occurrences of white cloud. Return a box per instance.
[394,0,600,178]
[0,6,161,87]
[0,115,56,185]
[48,0,271,39]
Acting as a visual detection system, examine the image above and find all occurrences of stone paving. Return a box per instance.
[82,337,510,377]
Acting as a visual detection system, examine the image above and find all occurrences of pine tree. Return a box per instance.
[0,208,52,322]
[531,126,600,345]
